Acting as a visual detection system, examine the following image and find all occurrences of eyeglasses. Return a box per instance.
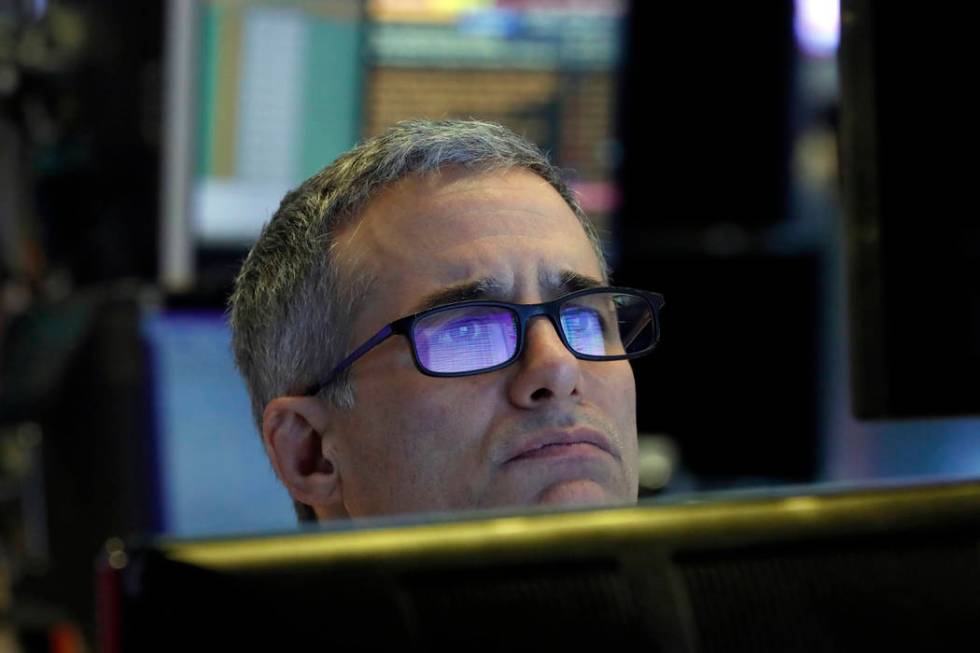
[304,286,664,396]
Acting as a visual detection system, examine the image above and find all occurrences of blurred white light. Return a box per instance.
[795,0,840,58]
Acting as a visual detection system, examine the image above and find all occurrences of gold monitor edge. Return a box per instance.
[161,479,980,571]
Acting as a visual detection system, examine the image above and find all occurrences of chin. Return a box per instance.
[534,479,620,507]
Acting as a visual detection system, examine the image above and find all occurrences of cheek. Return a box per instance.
[391,380,500,457]
[356,373,478,439]
[346,376,441,463]
[595,361,637,423]
[622,366,638,425]
[594,361,639,467]
[339,372,500,509]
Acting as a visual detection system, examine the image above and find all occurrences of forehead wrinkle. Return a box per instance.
[412,179,583,250]
[415,266,604,313]
[335,168,605,332]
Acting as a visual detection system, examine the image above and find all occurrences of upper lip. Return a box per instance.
[504,428,616,463]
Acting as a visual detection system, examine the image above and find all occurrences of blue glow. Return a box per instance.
[143,311,296,536]
[794,0,840,58]
[415,308,518,373]
[561,306,605,356]
[869,419,980,478]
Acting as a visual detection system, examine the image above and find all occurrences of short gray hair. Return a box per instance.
[228,119,607,517]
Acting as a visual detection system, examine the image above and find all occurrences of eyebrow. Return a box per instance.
[412,278,506,313]
[411,270,605,314]
[548,269,604,295]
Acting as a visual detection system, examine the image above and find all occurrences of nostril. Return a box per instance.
[530,387,553,401]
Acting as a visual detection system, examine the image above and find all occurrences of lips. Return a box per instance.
[504,428,616,463]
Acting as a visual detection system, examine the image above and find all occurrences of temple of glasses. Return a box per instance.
[304,287,664,396]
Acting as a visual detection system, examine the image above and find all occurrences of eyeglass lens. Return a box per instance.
[411,292,654,374]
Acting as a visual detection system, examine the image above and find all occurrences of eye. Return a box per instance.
[563,305,606,331]
[560,304,608,356]
[440,318,482,343]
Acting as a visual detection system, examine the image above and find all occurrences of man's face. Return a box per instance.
[326,167,639,517]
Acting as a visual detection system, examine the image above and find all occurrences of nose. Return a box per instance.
[507,315,581,408]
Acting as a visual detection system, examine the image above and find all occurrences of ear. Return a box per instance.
[262,396,348,519]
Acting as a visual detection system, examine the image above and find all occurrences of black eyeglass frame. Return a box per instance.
[304,286,664,396]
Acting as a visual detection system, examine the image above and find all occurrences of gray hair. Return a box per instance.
[228,119,607,518]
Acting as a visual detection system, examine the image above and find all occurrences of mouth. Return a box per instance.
[505,428,616,464]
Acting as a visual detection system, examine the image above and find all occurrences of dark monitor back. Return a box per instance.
[99,479,980,652]
[616,2,794,236]
[839,0,980,418]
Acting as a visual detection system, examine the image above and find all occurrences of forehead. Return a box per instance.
[335,168,603,310]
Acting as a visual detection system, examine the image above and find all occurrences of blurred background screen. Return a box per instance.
[187,1,363,247]
[141,310,294,535]
[165,0,625,294]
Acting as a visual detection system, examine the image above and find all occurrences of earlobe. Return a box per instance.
[262,396,347,518]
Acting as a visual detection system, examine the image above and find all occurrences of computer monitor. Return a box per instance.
[160,0,365,294]
[839,0,980,418]
[98,478,980,651]
[141,308,296,536]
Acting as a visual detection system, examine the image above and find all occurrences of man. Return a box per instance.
[229,119,663,521]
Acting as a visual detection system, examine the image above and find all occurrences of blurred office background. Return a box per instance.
[0,0,977,648]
